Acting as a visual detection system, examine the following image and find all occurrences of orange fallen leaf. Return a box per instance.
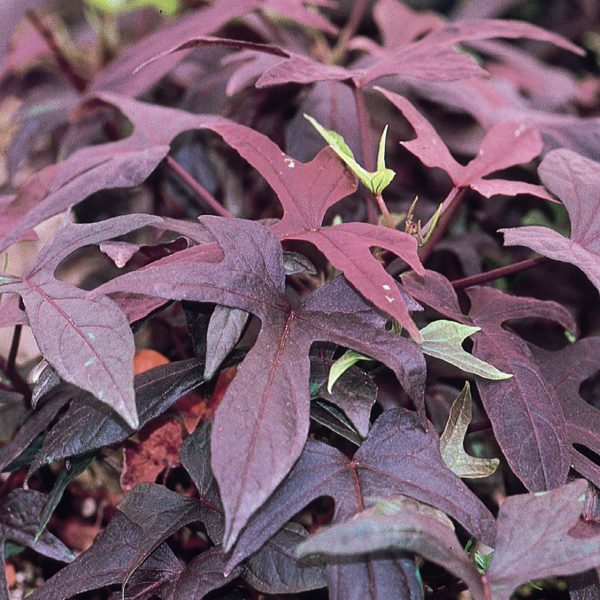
[120,416,185,491]
[133,348,170,375]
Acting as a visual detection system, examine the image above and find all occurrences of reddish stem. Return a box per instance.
[164,156,233,218]
[375,194,396,229]
[451,256,549,290]
[468,418,492,433]
[27,10,88,92]
[331,0,369,63]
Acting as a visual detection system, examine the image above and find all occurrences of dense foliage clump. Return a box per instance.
[0,0,599,598]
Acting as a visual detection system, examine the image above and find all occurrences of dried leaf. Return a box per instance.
[440,382,500,478]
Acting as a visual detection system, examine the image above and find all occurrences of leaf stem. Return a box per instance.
[419,186,465,262]
[27,10,88,93]
[164,156,233,218]
[330,0,369,63]
[7,324,22,378]
[375,194,396,229]
[451,256,549,290]
[353,85,378,224]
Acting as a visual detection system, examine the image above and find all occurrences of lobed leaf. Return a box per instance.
[420,320,513,380]
[440,382,500,478]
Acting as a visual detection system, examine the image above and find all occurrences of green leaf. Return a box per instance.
[0,274,21,286]
[440,382,500,479]
[327,350,373,393]
[420,202,443,245]
[420,320,513,380]
[86,0,180,16]
[304,114,395,195]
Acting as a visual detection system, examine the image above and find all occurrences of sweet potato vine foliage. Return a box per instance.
[0,1,599,599]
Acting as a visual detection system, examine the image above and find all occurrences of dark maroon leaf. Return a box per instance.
[486,480,600,600]
[118,483,211,583]
[179,421,226,544]
[0,95,228,255]
[180,422,326,594]
[296,495,484,599]
[0,488,74,562]
[228,408,496,581]
[300,481,600,600]
[531,338,600,488]
[96,217,426,548]
[123,543,183,600]
[568,570,600,600]
[378,88,552,200]
[29,358,204,472]
[165,546,242,600]
[403,270,574,491]
[205,122,424,339]
[26,510,142,599]
[0,215,163,428]
[0,393,68,471]
[204,306,249,380]
[310,357,377,438]
[501,149,600,294]
[243,523,327,594]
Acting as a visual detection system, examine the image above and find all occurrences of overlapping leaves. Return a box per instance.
[96,216,426,548]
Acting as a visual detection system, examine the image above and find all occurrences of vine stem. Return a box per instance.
[375,194,396,229]
[7,324,23,378]
[29,8,232,218]
[164,156,233,218]
[451,256,549,290]
[330,0,369,63]
[27,10,88,93]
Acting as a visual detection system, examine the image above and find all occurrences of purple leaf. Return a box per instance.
[378,88,553,200]
[30,358,204,472]
[310,357,377,438]
[297,495,484,599]
[486,480,600,600]
[0,215,162,428]
[244,523,327,594]
[256,15,581,88]
[96,217,426,547]
[403,270,574,491]
[89,0,335,96]
[531,338,600,488]
[228,407,496,574]
[88,0,262,95]
[204,305,249,380]
[206,122,424,339]
[501,149,600,294]
[0,95,227,255]
[403,76,600,161]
